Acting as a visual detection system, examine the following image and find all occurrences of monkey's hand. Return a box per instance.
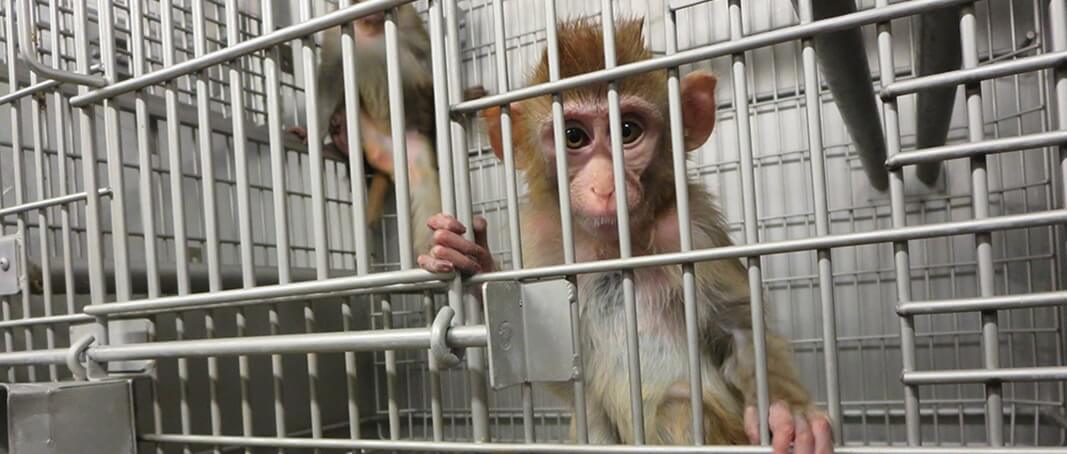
[417,213,494,276]
[744,402,832,454]
[287,126,309,143]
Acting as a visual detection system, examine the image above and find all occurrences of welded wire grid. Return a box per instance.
[0,0,1064,452]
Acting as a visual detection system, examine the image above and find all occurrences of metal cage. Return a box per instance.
[0,0,1065,452]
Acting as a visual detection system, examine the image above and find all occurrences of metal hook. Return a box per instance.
[65,334,95,381]
[430,306,462,368]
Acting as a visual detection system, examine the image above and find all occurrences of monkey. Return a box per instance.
[288,2,444,257]
[417,18,833,453]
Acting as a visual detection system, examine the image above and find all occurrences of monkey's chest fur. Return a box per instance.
[572,268,748,443]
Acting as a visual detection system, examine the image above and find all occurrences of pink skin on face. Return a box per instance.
[536,96,663,236]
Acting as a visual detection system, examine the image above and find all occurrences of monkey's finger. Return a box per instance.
[473,216,489,249]
[768,402,795,454]
[431,246,482,274]
[434,230,492,266]
[417,255,453,273]
[792,411,814,454]
[426,213,467,235]
[743,406,759,445]
[809,412,833,454]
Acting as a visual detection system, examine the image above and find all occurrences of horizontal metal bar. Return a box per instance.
[0,348,66,367]
[83,269,450,316]
[452,0,970,114]
[0,64,102,105]
[885,130,1067,169]
[468,209,1067,284]
[68,0,416,107]
[15,0,108,87]
[87,325,486,361]
[0,313,94,329]
[668,0,713,12]
[108,282,448,319]
[881,50,1067,99]
[141,434,1067,453]
[0,188,112,218]
[904,367,1067,385]
[898,290,1067,315]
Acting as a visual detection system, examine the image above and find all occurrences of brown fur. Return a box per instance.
[484,18,818,445]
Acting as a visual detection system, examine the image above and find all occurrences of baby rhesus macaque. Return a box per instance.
[288,2,441,256]
[418,18,832,453]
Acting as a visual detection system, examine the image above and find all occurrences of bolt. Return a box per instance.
[0,257,8,271]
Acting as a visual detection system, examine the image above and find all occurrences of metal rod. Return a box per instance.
[0,313,94,329]
[14,0,107,87]
[452,0,973,115]
[98,0,132,307]
[1054,0,1067,208]
[444,0,490,441]
[467,209,1067,284]
[898,290,1067,315]
[47,0,76,333]
[67,0,418,107]
[958,2,1004,445]
[797,0,843,439]
[159,0,194,450]
[664,7,704,444]
[903,367,1067,385]
[0,64,102,105]
[0,188,111,218]
[598,2,645,443]
[876,0,921,443]
[727,0,770,442]
[338,0,370,442]
[882,50,1067,99]
[885,130,1067,168]
[543,0,587,442]
[139,433,1067,454]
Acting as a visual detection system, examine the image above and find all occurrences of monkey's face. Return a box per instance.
[354,11,385,37]
[538,96,664,236]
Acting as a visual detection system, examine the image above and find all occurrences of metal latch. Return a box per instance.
[0,235,20,296]
[483,279,578,389]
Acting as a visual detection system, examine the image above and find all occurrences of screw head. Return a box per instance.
[0,257,9,271]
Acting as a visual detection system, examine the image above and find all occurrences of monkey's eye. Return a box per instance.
[565,127,591,149]
[621,120,644,144]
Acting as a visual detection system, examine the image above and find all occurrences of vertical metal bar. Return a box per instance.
[381,6,411,441]
[71,0,109,357]
[128,0,163,445]
[726,0,770,443]
[543,0,588,442]
[598,1,644,443]
[9,0,37,382]
[260,2,290,449]
[190,1,223,452]
[444,0,490,441]
[48,0,75,322]
[488,0,536,442]
[337,0,367,443]
[1054,0,1067,207]
[224,0,255,450]
[664,7,704,444]
[876,0,921,444]
[427,0,453,441]
[159,1,193,451]
[296,2,326,447]
[97,0,132,305]
[797,0,843,439]
[958,3,1003,445]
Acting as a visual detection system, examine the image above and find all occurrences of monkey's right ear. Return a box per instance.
[482,106,506,161]
[481,104,523,162]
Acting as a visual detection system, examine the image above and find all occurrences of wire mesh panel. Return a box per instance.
[0,0,1064,452]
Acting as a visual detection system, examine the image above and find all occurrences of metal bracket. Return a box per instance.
[0,235,21,296]
[483,279,578,389]
[0,377,150,453]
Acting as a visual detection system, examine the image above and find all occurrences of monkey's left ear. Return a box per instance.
[680,71,718,151]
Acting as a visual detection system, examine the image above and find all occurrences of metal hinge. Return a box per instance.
[483,279,578,389]
[0,235,21,296]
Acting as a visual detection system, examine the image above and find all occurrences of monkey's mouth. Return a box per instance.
[582,215,619,233]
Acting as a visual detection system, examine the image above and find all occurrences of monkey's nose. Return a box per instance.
[591,185,614,200]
